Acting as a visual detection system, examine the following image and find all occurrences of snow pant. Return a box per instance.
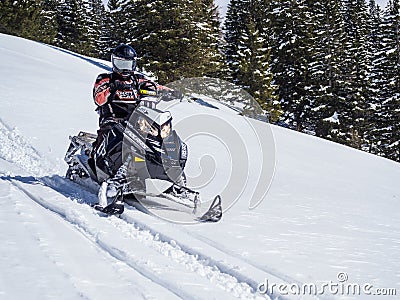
[89,121,124,183]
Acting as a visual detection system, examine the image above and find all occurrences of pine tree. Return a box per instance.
[308,0,348,139]
[99,0,125,60]
[38,0,59,44]
[0,0,34,36]
[83,0,107,57]
[269,0,315,131]
[193,0,227,79]
[0,0,57,43]
[339,0,371,149]
[19,0,47,41]
[55,0,90,54]
[124,0,225,84]
[364,0,384,154]
[231,0,280,121]
[118,0,139,46]
[0,0,14,34]
[375,0,400,161]
[124,0,187,82]
[224,0,251,83]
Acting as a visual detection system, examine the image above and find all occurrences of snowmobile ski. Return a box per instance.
[197,195,222,223]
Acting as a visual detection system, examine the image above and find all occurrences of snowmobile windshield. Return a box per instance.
[112,55,136,72]
[137,116,158,137]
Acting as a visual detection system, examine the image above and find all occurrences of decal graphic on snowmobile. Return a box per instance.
[64,106,222,223]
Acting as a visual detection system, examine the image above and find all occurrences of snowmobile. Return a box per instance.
[64,104,222,223]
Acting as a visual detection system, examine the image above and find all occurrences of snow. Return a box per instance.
[376,0,389,7]
[324,112,340,124]
[0,33,399,300]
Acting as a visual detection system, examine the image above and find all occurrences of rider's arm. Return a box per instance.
[135,72,172,92]
[134,72,182,100]
[93,74,111,106]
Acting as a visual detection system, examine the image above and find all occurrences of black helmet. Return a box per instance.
[111,44,137,76]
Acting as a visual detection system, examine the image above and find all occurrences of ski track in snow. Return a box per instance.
[3,178,180,300]
[0,113,272,299]
[181,228,302,285]
[8,176,264,300]
[0,118,58,177]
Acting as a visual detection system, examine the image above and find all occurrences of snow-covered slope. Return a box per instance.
[0,34,399,300]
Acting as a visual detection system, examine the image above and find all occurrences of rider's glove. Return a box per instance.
[160,89,183,101]
[109,80,129,94]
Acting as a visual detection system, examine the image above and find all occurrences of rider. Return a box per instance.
[90,44,179,210]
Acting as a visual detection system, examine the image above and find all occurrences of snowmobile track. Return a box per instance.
[45,175,298,300]
[8,177,265,300]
